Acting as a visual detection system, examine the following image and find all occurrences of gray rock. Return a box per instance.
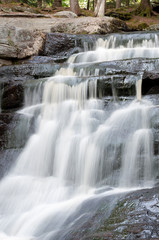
[53,11,78,18]
[0,16,129,34]
[51,17,129,34]
[0,25,45,59]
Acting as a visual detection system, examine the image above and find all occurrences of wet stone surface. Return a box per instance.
[68,187,159,240]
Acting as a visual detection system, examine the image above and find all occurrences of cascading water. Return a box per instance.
[0,32,158,240]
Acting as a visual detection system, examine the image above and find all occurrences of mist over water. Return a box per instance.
[0,32,158,240]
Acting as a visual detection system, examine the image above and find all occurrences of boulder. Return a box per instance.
[53,11,78,18]
[51,17,129,34]
[0,25,45,59]
[0,17,129,36]
[41,33,80,61]
[43,33,76,56]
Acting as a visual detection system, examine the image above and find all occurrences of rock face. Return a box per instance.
[0,25,45,59]
[53,11,78,18]
[0,24,158,240]
[0,17,128,61]
[42,33,77,58]
[51,17,129,34]
[0,58,159,97]
[68,186,159,240]
[1,83,24,110]
[0,59,12,67]
[0,113,14,149]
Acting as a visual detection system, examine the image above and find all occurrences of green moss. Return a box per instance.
[8,30,15,47]
[106,10,132,20]
[137,22,149,30]
[97,199,135,235]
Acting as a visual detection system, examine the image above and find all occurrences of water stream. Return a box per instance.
[0,32,158,240]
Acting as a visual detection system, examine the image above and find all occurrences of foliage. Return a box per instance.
[8,0,154,19]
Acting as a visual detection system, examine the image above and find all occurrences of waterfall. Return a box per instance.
[0,32,158,240]
[136,78,142,101]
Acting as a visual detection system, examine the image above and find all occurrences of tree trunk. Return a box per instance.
[54,0,62,7]
[126,0,129,7]
[136,0,152,17]
[70,0,80,15]
[95,0,106,17]
[87,0,90,10]
[93,0,97,10]
[37,0,42,8]
[116,0,121,8]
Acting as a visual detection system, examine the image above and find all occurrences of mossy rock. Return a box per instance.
[105,11,132,20]
[137,22,149,30]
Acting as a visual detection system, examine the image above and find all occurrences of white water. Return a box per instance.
[0,33,157,240]
[69,33,159,64]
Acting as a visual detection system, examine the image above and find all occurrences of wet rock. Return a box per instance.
[1,83,24,110]
[0,111,34,150]
[142,77,159,95]
[147,86,159,95]
[0,149,21,178]
[42,33,78,60]
[51,17,129,34]
[0,113,14,149]
[41,33,104,61]
[68,186,159,240]
[0,62,62,82]
[53,11,78,18]
[0,59,159,97]
[97,75,136,97]
[73,58,159,96]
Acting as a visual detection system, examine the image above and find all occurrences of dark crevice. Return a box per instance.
[142,78,159,95]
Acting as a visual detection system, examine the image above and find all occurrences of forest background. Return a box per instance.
[1,0,159,31]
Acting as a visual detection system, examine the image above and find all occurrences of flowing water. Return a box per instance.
[0,32,158,240]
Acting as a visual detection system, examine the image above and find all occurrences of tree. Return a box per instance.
[116,0,121,8]
[87,0,90,10]
[95,0,106,17]
[54,0,62,7]
[126,0,130,7]
[70,0,80,15]
[93,0,97,11]
[136,0,152,17]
